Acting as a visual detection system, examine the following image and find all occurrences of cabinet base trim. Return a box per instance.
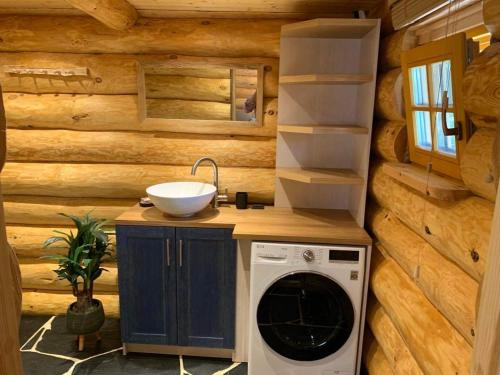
[123,343,234,359]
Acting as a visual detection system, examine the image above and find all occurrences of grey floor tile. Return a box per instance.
[20,315,247,375]
[22,352,73,375]
[37,316,122,360]
[74,351,179,375]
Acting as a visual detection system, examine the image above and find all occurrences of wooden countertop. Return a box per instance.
[115,204,372,246]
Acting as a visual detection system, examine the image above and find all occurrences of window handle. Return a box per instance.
[441,91,462,140]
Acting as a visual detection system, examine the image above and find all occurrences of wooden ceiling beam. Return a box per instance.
[0,0,383,19]
[66,0,138,30]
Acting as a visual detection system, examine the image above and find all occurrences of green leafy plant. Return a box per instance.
[43,213,111,313]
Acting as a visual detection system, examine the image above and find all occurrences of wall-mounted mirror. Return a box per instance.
[138,62,264,127]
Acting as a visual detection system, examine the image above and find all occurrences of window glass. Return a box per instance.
[431,60,453,107]
[402,33,467,178]
[435,111,457,156]
[410,65,429,106]
[413,111,432,150]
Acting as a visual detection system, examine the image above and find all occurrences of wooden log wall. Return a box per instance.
[0,14,283,317]
[363,8,498,374]
[144,68,232,120]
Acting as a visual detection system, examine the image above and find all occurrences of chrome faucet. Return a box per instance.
[191,157,228,208]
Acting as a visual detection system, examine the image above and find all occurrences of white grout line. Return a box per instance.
[212,362,241,375]
[20,316,56,351]
[179,355,194,375]
[60,347,124,375]
[29,348,80,363]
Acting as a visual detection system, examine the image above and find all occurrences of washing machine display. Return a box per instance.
[256,272,355,361]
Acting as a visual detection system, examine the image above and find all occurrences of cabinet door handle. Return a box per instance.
[166,238,170,266]
[179,239,183,267]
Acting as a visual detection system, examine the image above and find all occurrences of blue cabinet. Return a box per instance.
[176,228,236,349]
[116,225,236,349]
[116,226,177,345]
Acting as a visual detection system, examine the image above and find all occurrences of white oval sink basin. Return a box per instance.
[146,182,216,217]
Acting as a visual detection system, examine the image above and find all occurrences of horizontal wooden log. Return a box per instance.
[363,330,394,375]
[375,68,405,121]
[1,163,275,203]
[235,69,257,77]
[483,0,500,39]
[379,29,417,71]
[146,98,231,120]
[145,74,230,102]
[0,53,279,97]
[0,53,136,95]
[21,262,117,292]
[0,15,286,57]
[367,298,424,375]
[22,291,119,318]
[8,226,71,259]
[6,129,276,168]
[7,225,116,260]
[143,66,230,79]
[370,248,472,375]
[4,93,278,137]
[370,162,493,281]
[463,43,500,125]
[368,204,478,344]
[4,92,138,129]
[66,0,138,31]
[234,75,257,89]
[4,196,134,226]
[372,120,408,162]
[236,87,255,98]
[461,127,499,202]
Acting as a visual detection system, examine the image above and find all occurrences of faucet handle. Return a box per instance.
[217,187,229,202]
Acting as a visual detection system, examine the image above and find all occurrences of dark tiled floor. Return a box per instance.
[20,315,247,375]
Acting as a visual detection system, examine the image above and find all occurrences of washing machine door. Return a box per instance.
[257,272,355,361]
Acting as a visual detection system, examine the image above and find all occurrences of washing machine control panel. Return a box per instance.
[290,247,361,266]
[252,242,363,268]
[292,247,326,265]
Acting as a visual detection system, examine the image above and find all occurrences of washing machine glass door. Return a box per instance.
[257,272,355,361]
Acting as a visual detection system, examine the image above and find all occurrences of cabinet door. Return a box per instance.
[116,225,177,345]
[176,228,236,349]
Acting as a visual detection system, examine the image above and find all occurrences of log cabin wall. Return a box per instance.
[363,5,499,375]
[0,15,286,316]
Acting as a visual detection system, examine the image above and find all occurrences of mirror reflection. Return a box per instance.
[143,66,260,122]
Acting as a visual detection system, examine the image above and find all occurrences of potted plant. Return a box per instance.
[43,213,111,350]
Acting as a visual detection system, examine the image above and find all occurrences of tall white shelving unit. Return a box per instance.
[275,18,380,227]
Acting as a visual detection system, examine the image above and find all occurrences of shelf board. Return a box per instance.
[278,124,369,135]
[280,74,372,85]
[277,167,364,185]
[281,18,379,39]
[383,162,471,201]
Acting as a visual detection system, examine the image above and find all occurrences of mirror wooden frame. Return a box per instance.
[137,61,265,128]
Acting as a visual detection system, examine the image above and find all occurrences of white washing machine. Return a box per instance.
[248,242,368,375]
